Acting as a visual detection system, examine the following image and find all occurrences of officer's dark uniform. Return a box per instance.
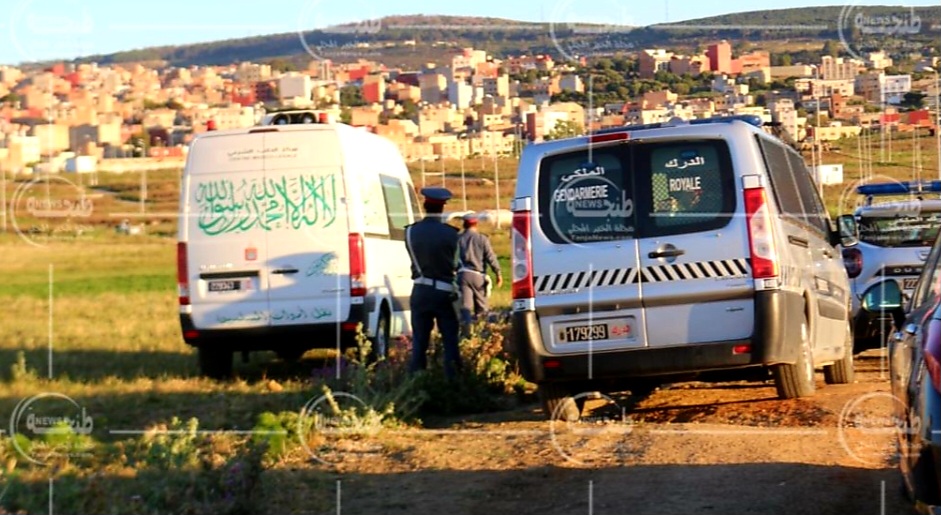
[405,188,461,378]
[458,214,502,328]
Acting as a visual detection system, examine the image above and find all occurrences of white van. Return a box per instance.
[178,121,421,377]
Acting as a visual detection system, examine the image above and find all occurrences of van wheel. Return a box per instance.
[773,317,816,399]
[367,308,391,362]
[539,383,582,422]
[276,348,306,363]
[824,324,855,384]
[198,347,233,379]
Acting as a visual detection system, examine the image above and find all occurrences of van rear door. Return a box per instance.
[632,138,754,347]
[262,129,350,327]
[533,144,646,355]
[184,132,271,329]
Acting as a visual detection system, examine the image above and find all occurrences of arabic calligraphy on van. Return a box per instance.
[195,173,338,236]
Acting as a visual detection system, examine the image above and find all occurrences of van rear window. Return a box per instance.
[537,140,735,244]
[539,148,634,244]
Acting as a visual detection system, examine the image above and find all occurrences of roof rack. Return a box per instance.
[591,114,764,136]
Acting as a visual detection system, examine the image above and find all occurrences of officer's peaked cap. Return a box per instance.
[420,187,453,206]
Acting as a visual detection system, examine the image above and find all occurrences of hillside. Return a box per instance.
[79,7,941,68]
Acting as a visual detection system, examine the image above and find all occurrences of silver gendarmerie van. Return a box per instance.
[510,116,854,421]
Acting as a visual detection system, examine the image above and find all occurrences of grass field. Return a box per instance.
[0,133,938,513]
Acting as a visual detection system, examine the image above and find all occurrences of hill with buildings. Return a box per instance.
[77,7,941,68]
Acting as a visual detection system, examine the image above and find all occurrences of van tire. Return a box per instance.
[276,348,306,363]
[198,347,233,379]
[539,383,582,422]
[368,307,391,362]
[824,324,855,385]
[772,317,816,399]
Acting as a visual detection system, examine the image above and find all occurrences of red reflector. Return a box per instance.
[341,322,360,332]
[183,330,199,340]
[590,132,630,144]
[544,359,562,369]
[733,345,752,355]
[318,113,329,123]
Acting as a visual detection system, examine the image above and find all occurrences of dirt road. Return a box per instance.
[289,350,915,515]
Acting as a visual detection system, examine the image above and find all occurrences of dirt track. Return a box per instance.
[294,350,916,515]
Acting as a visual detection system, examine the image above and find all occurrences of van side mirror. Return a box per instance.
[836,215,858,247]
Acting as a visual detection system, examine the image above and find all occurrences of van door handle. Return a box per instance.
[649,249,686,259]
[272,268,300,275]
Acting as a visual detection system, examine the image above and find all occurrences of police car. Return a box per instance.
[511,115,854,422]
[839,181,941,351]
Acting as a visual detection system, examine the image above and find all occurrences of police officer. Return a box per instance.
[458,213,503,331]
[405,187,462,378]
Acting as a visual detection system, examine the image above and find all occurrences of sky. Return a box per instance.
[0,0,937,65]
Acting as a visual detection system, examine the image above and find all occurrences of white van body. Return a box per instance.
[178,123,420,376]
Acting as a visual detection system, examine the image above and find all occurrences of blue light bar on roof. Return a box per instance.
[857,181,941,196]
[590,114,764,137]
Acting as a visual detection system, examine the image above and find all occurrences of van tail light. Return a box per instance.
[743,187,780,282]
[842,247,863,278]
[925,314,941,393]
[349,234,366,297]
[512,211,534,300]
[177,242,190,306]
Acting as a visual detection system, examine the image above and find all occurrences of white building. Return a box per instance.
[448,80,474,109]
[279,73,313,102]
[819,56,863,81]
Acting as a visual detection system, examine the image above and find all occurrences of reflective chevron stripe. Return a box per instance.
[533,259,751,294]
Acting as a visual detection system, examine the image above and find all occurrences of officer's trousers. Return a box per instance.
[409,284,461,378]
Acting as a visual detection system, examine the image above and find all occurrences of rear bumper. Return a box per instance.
[180,304,367,351]
[512,289,803,383]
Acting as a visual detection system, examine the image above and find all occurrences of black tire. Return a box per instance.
[276,348,306,362]
[198,347,233,379]
[539,383,581,422]
[367,308,391,362]
[908,446,941,506]
[773,316,816,399]
[824,324,855,385]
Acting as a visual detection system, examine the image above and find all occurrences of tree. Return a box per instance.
[340,86,366,107]
[901,92,927,110]
[780,54,793,67]
[822,40,841,57]
[0,92,21,105]
[267,58,297,73]
[340,107,352,125]
[544,119,584,141]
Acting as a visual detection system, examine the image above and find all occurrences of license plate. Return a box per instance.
[903,278,919,290]
[208,280,241,293]
[557,318,635,343]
